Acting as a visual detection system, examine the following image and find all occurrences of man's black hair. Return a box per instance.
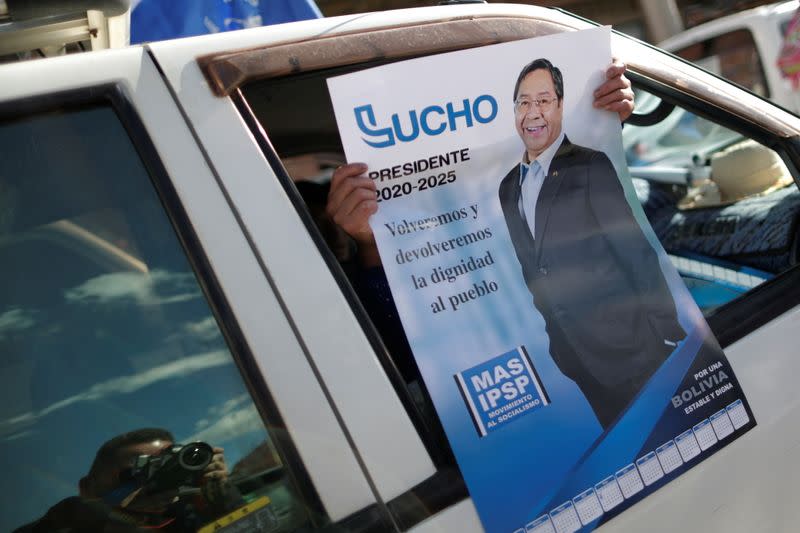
[513,58,564,102]
[86,428,174,479]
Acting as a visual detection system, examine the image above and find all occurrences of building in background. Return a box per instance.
[0,0,131,63]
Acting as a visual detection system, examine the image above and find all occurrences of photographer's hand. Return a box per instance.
[200,447,229,505]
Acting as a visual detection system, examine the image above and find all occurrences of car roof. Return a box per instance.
[148,3,798,140]
[4,2,799,141]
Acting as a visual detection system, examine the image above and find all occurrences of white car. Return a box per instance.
[2,3,800,533]
[660,0,800,112]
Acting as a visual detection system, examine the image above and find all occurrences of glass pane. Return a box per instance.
[0,104,314,532]
[624,92,799,314]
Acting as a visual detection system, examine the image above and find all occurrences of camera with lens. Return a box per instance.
[130,441,214,494]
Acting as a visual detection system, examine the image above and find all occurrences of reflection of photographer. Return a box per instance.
[16,428,241,532]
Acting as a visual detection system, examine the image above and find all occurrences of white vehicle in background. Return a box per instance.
[660,1,800,112]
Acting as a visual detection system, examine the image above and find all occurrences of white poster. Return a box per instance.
[328,27,754,533]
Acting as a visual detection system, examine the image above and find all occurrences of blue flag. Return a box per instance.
[131,0,322,44]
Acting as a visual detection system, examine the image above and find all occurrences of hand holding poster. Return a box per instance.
[328,27,754,532]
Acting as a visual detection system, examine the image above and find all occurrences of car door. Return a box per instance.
[0,47,388,532]
[150,4,800,533]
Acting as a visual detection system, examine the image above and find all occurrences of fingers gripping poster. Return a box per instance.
[327,27,755,533]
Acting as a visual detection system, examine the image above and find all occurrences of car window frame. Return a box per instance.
[627,70,800,347]
[0,82,334,528]
[0,67,388,530]
[230,89,470,530]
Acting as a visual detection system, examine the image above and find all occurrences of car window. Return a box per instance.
[674,29,769,97]
[624,88,798,314]
[0,102,327,532]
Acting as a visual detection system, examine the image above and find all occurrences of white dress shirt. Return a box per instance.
[517,132,565,238]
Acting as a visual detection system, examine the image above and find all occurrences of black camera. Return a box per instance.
[130,441,214,493]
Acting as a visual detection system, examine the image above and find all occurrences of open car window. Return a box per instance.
[624,88,799,315]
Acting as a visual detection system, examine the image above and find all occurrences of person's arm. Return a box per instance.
[326,163,380,267]
[325,164,421,380]
[198,447,244,514]
[593,61,635,123]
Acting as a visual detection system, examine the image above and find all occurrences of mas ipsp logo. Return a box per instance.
[354,94,498,148]
[455,346,550,437]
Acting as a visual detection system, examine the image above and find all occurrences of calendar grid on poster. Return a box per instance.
[513,400,753,531]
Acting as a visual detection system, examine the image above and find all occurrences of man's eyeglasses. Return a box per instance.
[514,96,558,114]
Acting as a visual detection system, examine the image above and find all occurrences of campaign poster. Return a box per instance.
[327,27,755,533]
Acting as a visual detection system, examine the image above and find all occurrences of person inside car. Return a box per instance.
[16,428,239,532]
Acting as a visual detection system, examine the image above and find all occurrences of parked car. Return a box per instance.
[2,2,800,532]
[659,0,800,111]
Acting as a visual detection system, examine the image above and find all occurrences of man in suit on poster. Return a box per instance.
[324,60,652,428]
[497,58,686,429]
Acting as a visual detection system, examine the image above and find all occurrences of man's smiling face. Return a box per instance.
[514,68,563,161]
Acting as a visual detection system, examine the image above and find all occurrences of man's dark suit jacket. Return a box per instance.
[498,137,685,390]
